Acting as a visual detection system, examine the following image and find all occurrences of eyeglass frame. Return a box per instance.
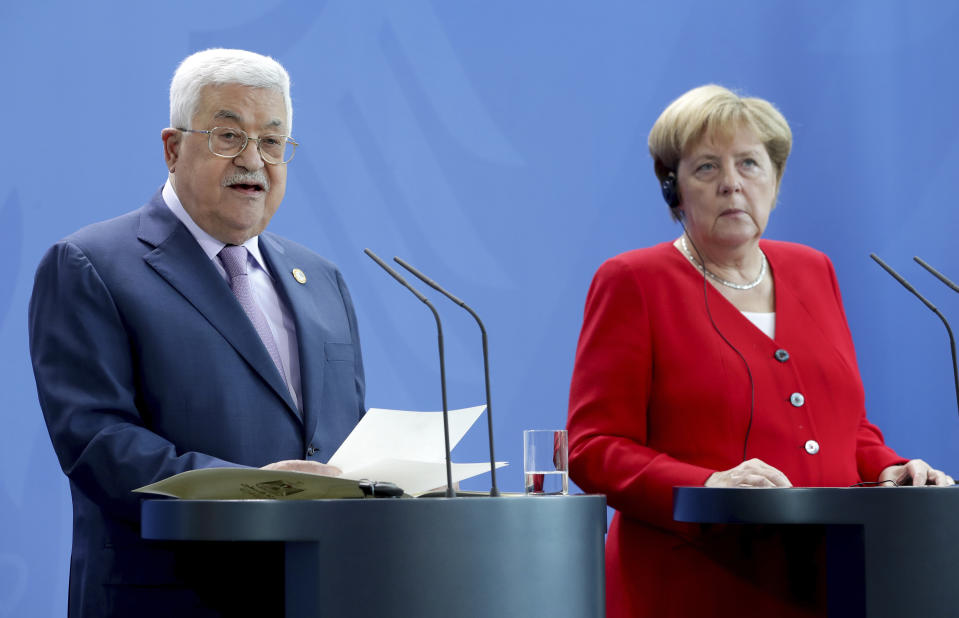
[176,127,299,165]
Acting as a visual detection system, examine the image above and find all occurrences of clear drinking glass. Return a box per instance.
[524,429,569,495]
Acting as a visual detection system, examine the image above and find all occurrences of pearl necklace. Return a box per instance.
[680,236,767,291]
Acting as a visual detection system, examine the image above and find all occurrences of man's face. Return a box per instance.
[162,83,288,245]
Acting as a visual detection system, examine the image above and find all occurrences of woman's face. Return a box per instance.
[676,125,777,250]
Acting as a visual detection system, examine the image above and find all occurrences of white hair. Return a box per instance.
[169,48,293,133]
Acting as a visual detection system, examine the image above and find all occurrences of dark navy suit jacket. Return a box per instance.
[29,191,366,617]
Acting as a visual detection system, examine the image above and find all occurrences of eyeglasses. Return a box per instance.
[178,127,298,165]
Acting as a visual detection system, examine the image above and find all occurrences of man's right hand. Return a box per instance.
[261,460,342,476]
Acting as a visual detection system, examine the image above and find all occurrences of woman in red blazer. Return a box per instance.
[566,85,954,618]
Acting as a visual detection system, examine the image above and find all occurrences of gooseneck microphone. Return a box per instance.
[870,253,959,418]
[393,256,500,497]
[914,256,959,293]
[364,248,455,497]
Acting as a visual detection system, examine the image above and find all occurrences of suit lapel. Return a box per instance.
[136,193,301,421]
[260,235,327,444]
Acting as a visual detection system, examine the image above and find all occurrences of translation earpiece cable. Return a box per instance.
[680,225,756,462]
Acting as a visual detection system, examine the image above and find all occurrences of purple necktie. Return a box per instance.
[218,245,286,380]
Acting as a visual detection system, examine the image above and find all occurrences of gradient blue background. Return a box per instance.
[3,2,959,615]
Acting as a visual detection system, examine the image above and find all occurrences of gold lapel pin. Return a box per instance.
[292,268,307,284]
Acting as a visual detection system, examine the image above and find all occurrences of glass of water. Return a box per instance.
[524,429,569,495]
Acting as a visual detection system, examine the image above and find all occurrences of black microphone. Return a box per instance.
[393,256,500,497]
[870,253,959,418]
[364,248,455,497]
[914,256,959,294]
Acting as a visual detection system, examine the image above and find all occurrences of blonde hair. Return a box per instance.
[648,85,792,218]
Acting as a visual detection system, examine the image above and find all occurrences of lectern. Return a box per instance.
[143,495,606,618]
[674,486,959,618]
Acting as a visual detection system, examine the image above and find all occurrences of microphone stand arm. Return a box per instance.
[365,249,455,497]
[394,256,500,496]
[871,254,959,419]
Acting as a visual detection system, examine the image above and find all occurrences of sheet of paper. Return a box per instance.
[135,404,509,500]
[339,458,508,497]
[133,468,365,500]
[327,405,487,470]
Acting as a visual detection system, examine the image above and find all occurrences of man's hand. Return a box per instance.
[705,458,793,488]
[261,460,342,476]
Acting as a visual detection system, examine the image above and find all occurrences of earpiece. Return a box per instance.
[661,173,680,209]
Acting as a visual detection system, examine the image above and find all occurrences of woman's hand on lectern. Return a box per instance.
[262,460,342,476]
[878,459,954,486]
[704,458,793,488]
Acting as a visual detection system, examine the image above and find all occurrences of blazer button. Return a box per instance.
[790,392,805,407]
[774,349,790,362]
[804,439,820,455]
[306,446,316,456]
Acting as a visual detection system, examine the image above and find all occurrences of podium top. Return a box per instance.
[142,494,608,542]
[673,485,959,525]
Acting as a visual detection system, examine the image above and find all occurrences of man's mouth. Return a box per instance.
[223,173,269,194]
[229,182,265,192]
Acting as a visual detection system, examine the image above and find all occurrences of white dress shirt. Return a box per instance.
[162,180,303,410]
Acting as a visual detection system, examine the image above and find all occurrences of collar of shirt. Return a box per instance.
[161,179,274,280]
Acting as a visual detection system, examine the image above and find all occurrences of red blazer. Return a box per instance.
[567,240,905,618]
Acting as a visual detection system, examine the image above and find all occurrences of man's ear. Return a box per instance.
[161,128,181,173]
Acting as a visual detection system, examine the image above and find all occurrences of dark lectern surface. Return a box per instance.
[674,486,959,618]
[143,495,606,618]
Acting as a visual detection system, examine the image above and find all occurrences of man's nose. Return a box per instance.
[233,138,266,170]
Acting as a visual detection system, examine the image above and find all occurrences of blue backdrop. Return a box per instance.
[3,2,959,615]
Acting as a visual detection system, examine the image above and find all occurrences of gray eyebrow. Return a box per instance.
[213,110,284,132]
[213,109,241,122]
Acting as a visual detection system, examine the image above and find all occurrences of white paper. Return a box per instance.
[134,405,508,500]
[328,405,487,469]
[327,405,506,495]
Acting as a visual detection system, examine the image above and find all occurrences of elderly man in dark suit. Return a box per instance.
[29,48,365,617]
